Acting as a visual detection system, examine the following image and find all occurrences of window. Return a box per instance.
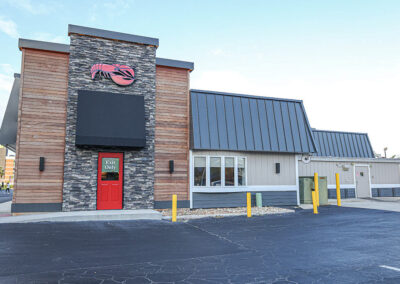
[225,157,235,186]
[238,157,246,186]
[101,158,120,181]
[193,156,247,187]
[210,157,221,186]
[194,157,206,186]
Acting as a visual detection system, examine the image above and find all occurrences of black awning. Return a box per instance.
[0,74,20,151]
[76,90,146,148]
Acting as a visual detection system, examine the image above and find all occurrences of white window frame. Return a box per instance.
[209,156,222,187]
[192,155,247,189]
[193,155,207,187]
[237,156,247,187]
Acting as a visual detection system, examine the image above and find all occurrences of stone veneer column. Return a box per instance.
[62,33,157,211]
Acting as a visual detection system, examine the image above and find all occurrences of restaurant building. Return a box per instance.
[0,24,399,213]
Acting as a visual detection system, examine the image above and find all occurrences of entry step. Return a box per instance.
[0,209,162,223]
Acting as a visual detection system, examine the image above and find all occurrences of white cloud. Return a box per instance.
[89,0,133,22]
[6,0,54,15]
[0,17,19,38]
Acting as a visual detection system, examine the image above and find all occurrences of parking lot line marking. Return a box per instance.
[380,265,400,272]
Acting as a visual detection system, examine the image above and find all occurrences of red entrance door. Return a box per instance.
[97,152,123,210]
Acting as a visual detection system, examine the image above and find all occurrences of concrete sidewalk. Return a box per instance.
[0,208,162,223]
[300,197,400,212]
[0,201,11,217]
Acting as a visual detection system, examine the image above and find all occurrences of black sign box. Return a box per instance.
[75,90,146,148]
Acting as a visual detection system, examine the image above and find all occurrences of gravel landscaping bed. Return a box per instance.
[157,206,294,220]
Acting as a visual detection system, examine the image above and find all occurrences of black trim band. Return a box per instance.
[11,203,62,213]
[154,200,190,209]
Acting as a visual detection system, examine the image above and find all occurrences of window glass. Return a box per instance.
[194,157,206,186]
[238,157,246,186]
[225,157,235,186]
[210,157,221,186]
[101,158,120,181]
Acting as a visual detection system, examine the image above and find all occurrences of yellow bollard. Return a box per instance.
[312,189,318,214]
[336,173,342,207]
[247,192,251,218]
[314,173,319,207]
[172,194,177,222]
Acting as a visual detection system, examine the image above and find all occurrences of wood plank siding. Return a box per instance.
[13,48,69,204]
[154,66,190,201]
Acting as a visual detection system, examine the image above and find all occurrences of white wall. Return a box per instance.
[298,160,354,185]
[298,159,400,186]
[370,162,400,184]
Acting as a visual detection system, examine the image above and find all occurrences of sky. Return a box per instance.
[0,0,399,157]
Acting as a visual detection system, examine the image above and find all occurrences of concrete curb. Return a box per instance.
[0,209,162,223]
[162,210,295,220]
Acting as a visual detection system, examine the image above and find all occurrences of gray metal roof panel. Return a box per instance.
[190,90,317,154]
[19,38,70,53]
[312,129,374,158]
[18,39,193,69]
[156,58,194,71]
[68,24,159,47]
[0,76,20,150]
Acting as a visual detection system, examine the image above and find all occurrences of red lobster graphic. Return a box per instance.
[90,64,135,86]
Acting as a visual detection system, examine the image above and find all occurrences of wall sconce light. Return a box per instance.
[169,160,174,174]
[39,157,45,171]
[275,163,280,174]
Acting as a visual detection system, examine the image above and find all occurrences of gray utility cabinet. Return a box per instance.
[299,176,328,205]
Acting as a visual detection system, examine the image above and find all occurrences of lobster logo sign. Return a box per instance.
[90,64,135,86]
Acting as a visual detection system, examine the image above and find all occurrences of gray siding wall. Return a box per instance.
[298,160,400,186]
[370,162,400,184]
[298,161,354,185]
[193,191,297,208]
[192,151,296,186]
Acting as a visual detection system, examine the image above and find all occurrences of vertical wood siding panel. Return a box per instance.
[155,67,190,201]
[14,49,69,204]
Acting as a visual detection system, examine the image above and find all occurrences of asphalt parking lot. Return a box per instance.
[1,206,400,283]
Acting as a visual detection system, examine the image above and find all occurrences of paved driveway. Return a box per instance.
[1,206,400,283]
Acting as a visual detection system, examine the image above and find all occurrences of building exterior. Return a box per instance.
[0,146,15,185]
[299,130,400,198]
[0,24,399,213]
[4,150,15,185]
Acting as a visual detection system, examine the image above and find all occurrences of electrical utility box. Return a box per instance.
[299,176,328,205]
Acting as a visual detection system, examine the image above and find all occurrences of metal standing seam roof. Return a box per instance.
[190,90,317,153]
[0,74,20,152]
[312,129,374,158]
